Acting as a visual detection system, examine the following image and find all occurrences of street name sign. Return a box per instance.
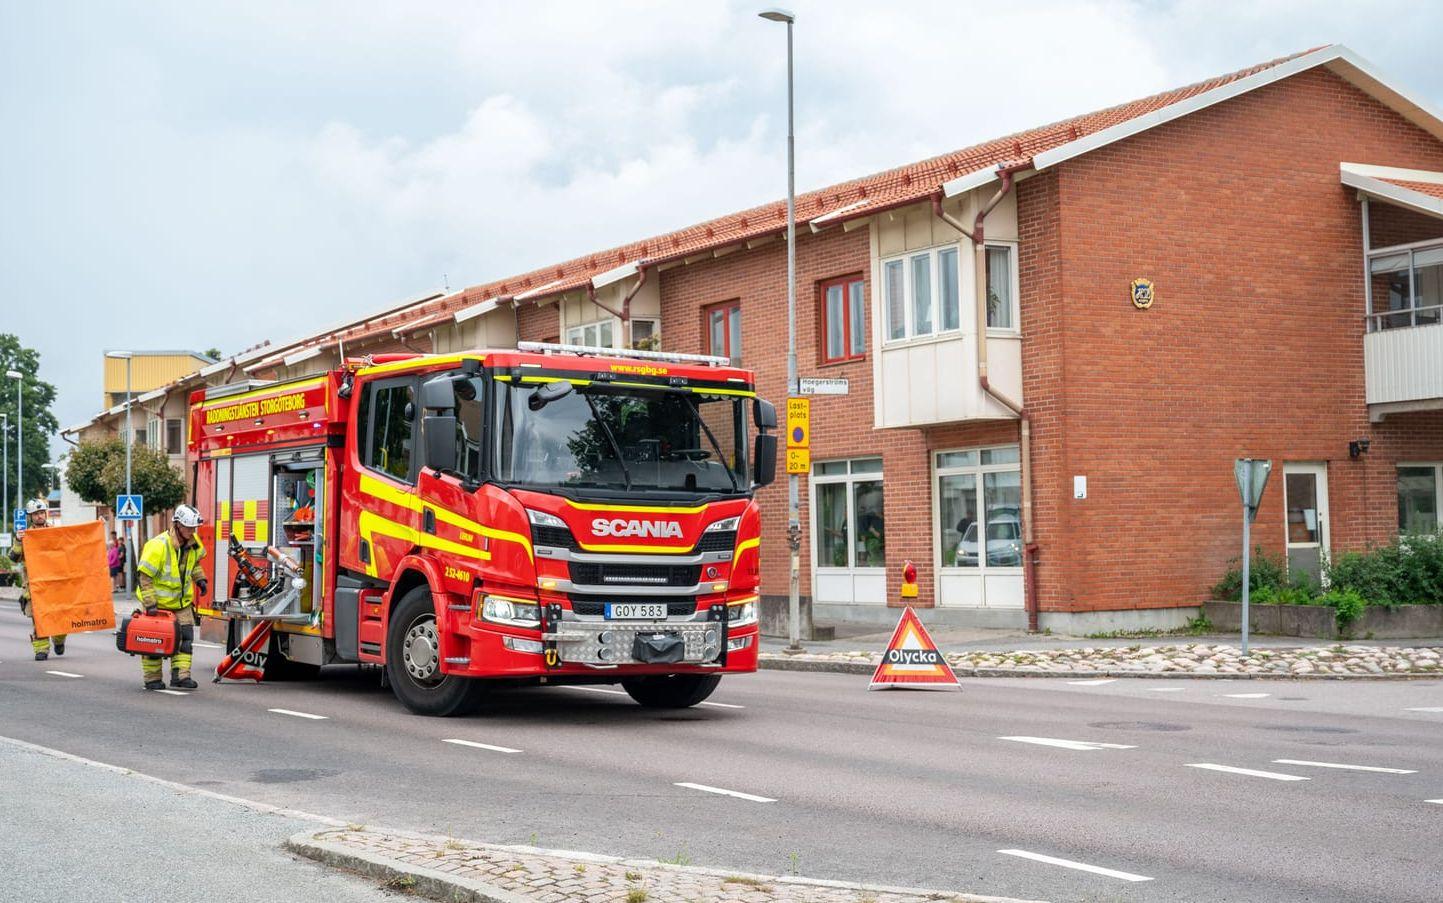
[798,377,849,396]
[116,494,144,521]
[869,608,960,691]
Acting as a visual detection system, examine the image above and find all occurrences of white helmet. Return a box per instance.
[172,505,204,528]
[25,498,46,514]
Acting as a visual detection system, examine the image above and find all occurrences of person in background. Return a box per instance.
[108,529,124,590]
[14,499,66,661]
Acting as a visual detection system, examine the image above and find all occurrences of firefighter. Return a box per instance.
[135,505,208,690]
[14,498,66,661]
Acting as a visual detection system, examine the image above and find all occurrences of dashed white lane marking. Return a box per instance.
[154,689,190,697]
[1273,759,1416,774]
[998,849,1153,883]
[268,708,328,720]
[1427,799,1443,805]
[193,641,224,649]
[45,670,83,678]
[1405,707,1443,712]
[675,782,776,803]
[443,738,521,754]
[1067,678,1117,686]
[563,685,628,696]
[698,701,745,709]
[1145,687,1186,692]
[999,736,1136,751]
[1186,763,1309,781]
[1222,693,1271,699]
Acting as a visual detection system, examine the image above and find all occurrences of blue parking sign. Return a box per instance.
[116,495,144,521]
[12,508,25,533]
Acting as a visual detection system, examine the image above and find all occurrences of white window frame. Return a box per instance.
[932,444,1024,577]
[810,458,885,571]
[145,417,162,450]
[629,317,660,350]
[881,244,963,345]
[985,241,1021,335]
[564,317,618,349]
[1397,462,1443,534]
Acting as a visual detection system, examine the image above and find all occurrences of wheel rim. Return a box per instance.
[401,615,442,687]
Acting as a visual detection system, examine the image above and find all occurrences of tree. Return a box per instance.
[0,334,59,508]
[203,348,223,361]
[65,438,187,512]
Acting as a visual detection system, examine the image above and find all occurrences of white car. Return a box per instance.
[955,515,1022,567]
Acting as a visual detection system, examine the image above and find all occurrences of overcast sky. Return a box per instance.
[2,0,1440,443]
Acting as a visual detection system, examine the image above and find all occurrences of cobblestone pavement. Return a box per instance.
[762,642,1443,678]
[289,828,1036,903]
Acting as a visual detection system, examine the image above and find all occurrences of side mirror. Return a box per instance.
[422,413,459,475]
[529,380,574,410]
[752,433,777,487]
[419,373,458,411]
[753,398,777,430]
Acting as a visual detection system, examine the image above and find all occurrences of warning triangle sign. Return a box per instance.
[869,608,960,691]
[117,497,141,519]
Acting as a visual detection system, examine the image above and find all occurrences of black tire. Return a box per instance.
[385,585,487,716]
[621,674,721,709]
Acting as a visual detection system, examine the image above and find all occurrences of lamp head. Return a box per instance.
[759,8,795,23]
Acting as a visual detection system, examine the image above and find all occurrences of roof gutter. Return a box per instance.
[585,261,650,345]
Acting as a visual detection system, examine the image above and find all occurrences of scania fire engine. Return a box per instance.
[189,343,778,715]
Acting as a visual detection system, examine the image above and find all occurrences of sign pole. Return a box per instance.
[1241,467,1251,657]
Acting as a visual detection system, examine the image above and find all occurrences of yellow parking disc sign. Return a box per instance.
[786,397,810,474]
[786,447,810,474]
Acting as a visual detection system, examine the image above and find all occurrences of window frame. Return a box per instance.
[985,241,1021,334]
[703,299,742,363]
[165,418,184,455]
[1397,462,1443,534]
[818,274,867,365]
[629,317,661,350]
[880,243,963,345]
[810,457,885,571]
[932,444,1024,575]
[358,376,420,485]
[564,317,618,349]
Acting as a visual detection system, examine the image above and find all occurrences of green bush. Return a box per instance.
[1211,547,1291,601]
[1252,583,1315,606]
[1325,531,1443,606]
[1315,588,1367,631]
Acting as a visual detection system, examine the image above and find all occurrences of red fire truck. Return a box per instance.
[189,343,778,715]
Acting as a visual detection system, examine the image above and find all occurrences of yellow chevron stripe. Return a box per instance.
[564,499,709,514]
[356,510,491,579]
[732,536,760,570]
[358,473,532,562]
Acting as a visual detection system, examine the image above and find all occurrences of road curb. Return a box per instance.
[286,828,1042,903]
[758,654,1443,680]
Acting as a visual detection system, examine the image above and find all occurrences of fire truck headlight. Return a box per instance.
[482,596,542,628]
[525,509,567,529]
[704,516,740,533]
[727,599,758,627]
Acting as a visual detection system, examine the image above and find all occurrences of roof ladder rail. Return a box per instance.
[516,341,732,368]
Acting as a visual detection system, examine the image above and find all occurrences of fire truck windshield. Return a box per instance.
[494,380,749,496]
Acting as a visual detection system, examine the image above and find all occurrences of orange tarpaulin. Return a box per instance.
[25,521,115,638]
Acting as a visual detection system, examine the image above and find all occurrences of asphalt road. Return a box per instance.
[4,606,1442,903]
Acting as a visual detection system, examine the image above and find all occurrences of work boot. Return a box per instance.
[34,651,47,662]
[170,674,199,690]
[54,641,65,656]
[144,679,165,690]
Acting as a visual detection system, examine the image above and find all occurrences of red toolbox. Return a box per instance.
[116,610,180,656]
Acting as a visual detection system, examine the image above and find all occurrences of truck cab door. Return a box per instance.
[341,376,422,580]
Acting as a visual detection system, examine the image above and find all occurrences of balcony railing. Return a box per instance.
[1366,304,1443,332]
[1364,314,1443,408]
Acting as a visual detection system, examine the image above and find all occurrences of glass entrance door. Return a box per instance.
[1283,463,1329,587]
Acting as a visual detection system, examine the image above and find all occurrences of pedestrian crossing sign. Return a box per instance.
[869,608,960,691]
[116,494,144,521]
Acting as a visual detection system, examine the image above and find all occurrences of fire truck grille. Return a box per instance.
[693,530,736,553]
[568,597,699,617]
[568,562,701,587]
[531,525,578,550]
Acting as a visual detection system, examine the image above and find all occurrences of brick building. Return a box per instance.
[65,45,1443,633]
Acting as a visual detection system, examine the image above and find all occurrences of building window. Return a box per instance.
[361,381,415,482]
[813,458,884,568]
[565,319,616,348]
[1398,464,1442,534]
[145,418,161,449]
[165,418,183,455]
[1368,245,1443,331]
[705,301,741,362]
[936,445,1022,569]
[630,318,660,351]
[986,244,1018,330]
[882,245,961,342]
[820,276,866,363]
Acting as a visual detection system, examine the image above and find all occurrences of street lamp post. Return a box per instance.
[2,412,9,536]
[106,352,135,593]
[6,371,21,523]
[759,7,803,651]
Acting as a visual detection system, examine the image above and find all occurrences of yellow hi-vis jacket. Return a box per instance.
[136,530,206,610]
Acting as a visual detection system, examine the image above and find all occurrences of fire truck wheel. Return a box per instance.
[386,585,487,716]
[620,674,721,709]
